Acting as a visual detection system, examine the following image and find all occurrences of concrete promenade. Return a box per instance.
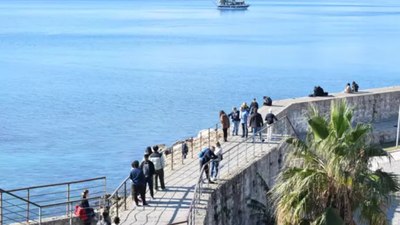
[116,86,400,225]
[118,136,282,225]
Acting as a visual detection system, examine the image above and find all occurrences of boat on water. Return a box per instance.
[217,0,249,9]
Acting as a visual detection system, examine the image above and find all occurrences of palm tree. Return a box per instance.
[270,100,400,225]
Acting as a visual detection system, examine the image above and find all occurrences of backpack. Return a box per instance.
[198,148,208,158]
[74,205,88,221]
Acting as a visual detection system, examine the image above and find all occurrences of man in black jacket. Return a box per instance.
[140,154,156,199]
[249,107,264,143]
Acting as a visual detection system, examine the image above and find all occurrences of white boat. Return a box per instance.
[217,0,249,9]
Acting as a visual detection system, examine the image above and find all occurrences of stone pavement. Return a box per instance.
[115,86,400,225]
[117,134,283,225]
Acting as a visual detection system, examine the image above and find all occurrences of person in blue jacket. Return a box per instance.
[130,160,148,206]
[199,146,218,184]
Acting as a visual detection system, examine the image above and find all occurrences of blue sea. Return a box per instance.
[1,0,400,190]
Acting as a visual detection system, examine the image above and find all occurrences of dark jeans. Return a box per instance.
[241,123,248,138]
[200,161,211,181]
[154,169,165,190]
[223,128,228,141]
[145,176,154,198]
[132,184,146,206]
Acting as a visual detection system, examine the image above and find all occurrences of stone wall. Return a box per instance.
[278,90,400,143]
[204,88,400,225]
[203,143,290,225]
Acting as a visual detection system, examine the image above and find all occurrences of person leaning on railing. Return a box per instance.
[198,146,218,184]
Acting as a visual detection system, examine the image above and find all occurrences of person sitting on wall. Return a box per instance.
[344,83,352,93]
[352,81,359,92]
[263,96,272,106]
[309,86,328,97]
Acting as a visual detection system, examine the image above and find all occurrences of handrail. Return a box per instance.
[186,115,299,224]
[5,177,107,192]
[40,196,103,208]
[0,189,41,208]
[108,177,129,199]
[1,177,106,225]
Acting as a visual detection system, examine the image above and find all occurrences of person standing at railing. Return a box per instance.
[149,145,166,190]
[130,160,148,206]
[140,154,155,199]
[199,146,218,184]
[181,141,189,159]
[228,107,240,136]
[249,107,264,143]
[265,109,278,142]
[211,142,223,181]
[240,105,249,138]
[219,110,230,142]
[80,189,95,225]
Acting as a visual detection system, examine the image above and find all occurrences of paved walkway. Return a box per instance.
[116,86,400,225]
[118,134,283,225]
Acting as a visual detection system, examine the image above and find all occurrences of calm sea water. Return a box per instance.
[1,0,400,190]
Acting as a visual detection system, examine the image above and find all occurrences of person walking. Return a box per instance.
[211,142,223,181]
[240,106,249,138]
[149,145,166,190]
[130,160,147,206]
[140,154,155,199]
[220,110,230,142]
[229,107,240,136]
[265,109,278,142]
[198,146,218,183]
[249,107,264,142]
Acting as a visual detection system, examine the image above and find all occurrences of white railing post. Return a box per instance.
[67,184,70,217]
[38,207,42,225]
[69,202,73,225]
[26,189,30,223]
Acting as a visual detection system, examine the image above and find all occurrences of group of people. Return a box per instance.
[219,97,278,143]
[76,190,120,225]
[130,145,166,206]
[344,81,359,93]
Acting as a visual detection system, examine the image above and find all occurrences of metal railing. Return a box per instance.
[106,123,222,218]
[167,123,221,170]
[0,177,107,225]
[186,116,299,225]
